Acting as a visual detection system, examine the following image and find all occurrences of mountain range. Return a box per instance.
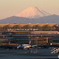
[0,7,59,24]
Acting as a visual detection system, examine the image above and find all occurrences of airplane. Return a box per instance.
[17,44,31,49]
[22,44,31,49]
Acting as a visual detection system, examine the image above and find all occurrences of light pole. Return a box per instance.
[34,37,39,54]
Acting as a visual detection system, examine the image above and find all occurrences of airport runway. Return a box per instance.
[0,48,59,59]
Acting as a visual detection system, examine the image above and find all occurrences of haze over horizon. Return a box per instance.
[0,0,59,19]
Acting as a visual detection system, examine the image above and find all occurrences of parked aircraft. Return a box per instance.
[17,44,31,49]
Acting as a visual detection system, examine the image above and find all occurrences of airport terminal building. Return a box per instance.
[0,23,59,45]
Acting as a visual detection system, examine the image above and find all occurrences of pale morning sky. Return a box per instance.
[0,0,59,19]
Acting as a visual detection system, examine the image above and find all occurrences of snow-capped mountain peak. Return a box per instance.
[15,7,50,18]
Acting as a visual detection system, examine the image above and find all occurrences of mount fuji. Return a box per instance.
[0,7,59,24]
[15,7,50,18]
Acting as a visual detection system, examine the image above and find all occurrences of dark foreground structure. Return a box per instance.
[0,30,59,45]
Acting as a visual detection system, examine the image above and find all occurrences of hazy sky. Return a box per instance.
[0,0,59,19]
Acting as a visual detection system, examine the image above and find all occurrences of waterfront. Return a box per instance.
[0,48,58,59]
